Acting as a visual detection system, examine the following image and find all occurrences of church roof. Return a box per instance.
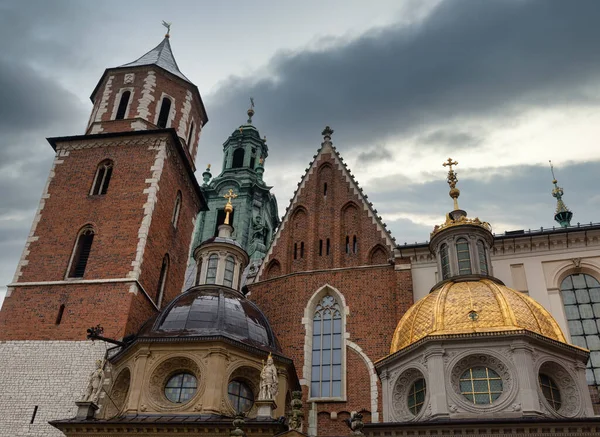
[119,37,191,83]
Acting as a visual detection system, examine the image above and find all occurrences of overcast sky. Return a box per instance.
[1,0,599,307]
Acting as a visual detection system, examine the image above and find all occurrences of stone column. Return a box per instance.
[379,368,391,422]
[424,346,449,418]
[203,347,229,414]
[125,349,150,413]
[511,341,541,416]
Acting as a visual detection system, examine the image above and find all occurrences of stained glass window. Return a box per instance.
[311,295,343,398]
[459,367,503,405]
[456,238,472,275]
[560,273,600,385]
[165,373,197,403]
[407,378,426,415]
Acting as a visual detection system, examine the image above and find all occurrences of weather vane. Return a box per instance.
[162,20,172,37]
[250,97,255,109]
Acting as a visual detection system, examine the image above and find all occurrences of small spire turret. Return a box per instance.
[549,161,573,228]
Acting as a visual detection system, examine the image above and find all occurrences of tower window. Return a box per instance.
[294,243,298,260]
[206,254,218,284]
[477,240,488,275]
[300,242,305,258]
[172,191,182,228]
[156,254,169,308]
[90,160,113,196]
[440,243,451,279]
[319,239,323,256]
[157,97,172,128]
[326,238,330,255]
[232,148,245,168]
[224,256,235,288]
[68,227,95,278]
[55,304,65,325]
[250,148,256,169]
[456,238,472,275]
[353,235,357,254]
[345,236,350,254]
[324,183,328,196]
[115,91,131,120]
[187,121,195,152]
[311,295,343,398]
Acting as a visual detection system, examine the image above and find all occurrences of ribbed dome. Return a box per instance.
[391,279,567,353]
[139,285,280,351]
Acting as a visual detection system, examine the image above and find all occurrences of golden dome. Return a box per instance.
[391,279,567,353]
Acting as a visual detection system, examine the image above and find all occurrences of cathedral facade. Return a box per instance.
[0,35,599,437]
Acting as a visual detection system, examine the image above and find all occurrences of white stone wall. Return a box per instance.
[0,341,106,436]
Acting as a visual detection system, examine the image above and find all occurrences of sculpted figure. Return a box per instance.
[259,354,278,400]
[82,359,105,404]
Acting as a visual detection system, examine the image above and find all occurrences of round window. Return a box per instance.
[164,373,198,403]
[228,379,255,413]
[539,373,562,410]
[459,367,503,405]
[407,378,426,415]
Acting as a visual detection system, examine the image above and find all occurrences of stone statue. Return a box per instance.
[259,354,278,400]
[288,390,304,431]
[82,358,105,404]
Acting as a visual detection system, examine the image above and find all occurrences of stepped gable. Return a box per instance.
[258,127,395,279]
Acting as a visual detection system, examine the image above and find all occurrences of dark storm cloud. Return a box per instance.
[356,145,393,164]
[419,129,482,150]
[202,0,600,163]
[368,161,599,244]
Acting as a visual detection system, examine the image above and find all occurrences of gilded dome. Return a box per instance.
[391,279,567,353]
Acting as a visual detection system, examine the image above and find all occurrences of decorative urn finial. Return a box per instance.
[247,97,255,124]
[202,164,212,186]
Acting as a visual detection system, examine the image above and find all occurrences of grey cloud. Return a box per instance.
[419,129,482,150]
[201,0,600,165]
[356,145,393,164]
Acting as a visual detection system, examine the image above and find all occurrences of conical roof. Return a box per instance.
[119,37,191,83]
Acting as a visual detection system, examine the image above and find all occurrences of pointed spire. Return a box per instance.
[119,24,190,83]
[549,161,573,228]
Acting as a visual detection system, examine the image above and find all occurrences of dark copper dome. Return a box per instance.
[138,285,280,352]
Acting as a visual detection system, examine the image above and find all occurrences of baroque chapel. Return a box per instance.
[0,34,599,437]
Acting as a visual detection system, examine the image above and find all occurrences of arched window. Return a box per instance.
[172,191,182,228]
[249,148,256,169]
[156,254,169,308]
[353,235,357,254]
[311,295,343,398]
[223,256,235,288]
[326,238,330,255]
[68,226,95,278]
[115,90,131,120]
[456,238,472,275]
[560,273,600,385]
[232,148,245,168]
[324,183,328,196]
[187,121,195,152]
[345,236,350,254]
[206,254,218,284]
[157,97,172,128]
[300,242,305,258]
[319,239,323,256]
[90,160,113,195]
[294,243,298,260]
[195,258,203,286]
[440,243,450,279]
[477,240,488,275]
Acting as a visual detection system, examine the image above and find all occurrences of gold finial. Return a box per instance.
[549,160,557,184]
[207,163,211,170]
[443,158,460,210]
[162,20,172,38]
[247,97,255,123]
[223,189,238,225]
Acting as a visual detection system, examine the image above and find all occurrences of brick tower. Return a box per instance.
[0,33,207,436]
[248,128,414,436]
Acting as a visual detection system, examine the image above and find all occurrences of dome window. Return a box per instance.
[407,378,426,415]
[164,372,197,404]
[440,243,450,279]
[223,256,235,288]
[477,240,488,275]
[456,238,472,275]
[228,379,254,413]
[459,367,502,405]
[206,254,218,284]
[539,373,561,411]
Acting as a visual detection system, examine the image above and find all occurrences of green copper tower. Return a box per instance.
[185,102,280,287]
[549,161,573,228]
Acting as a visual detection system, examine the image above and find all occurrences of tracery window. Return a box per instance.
[477,240,488,275]
[440,243,450,279]
[206,254,218,284]
[223,256,235,288]
[68,226,95,278]
[456,238,472,275]
[560,273,600,385]
[164,373,197,404]
[311,295,343,398]
[90,160,113,196]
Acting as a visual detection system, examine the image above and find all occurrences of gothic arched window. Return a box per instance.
[560,273,600,385]
[456,238,472,275]
[156,254,169,308]
[67,226,95,278]
[223,256,235,288]
[232,148,245,168]
[172,191,182,228]
[206,254,218,284]
[477,240,488,275]
[157,97,172,128]
[440,243,450,279]
[90,160,113,196]
[115,90,131,120]
[311,295,343,398]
